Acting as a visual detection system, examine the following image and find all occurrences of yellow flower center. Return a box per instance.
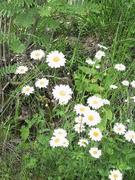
[35,53,40,58]
[40,81,44,85]
[25,87,30,92]
[93,100,98,104]
[54,138,60,144]
[80,107,85,112]
[93,150,97,154]
[88,115,94,121]
[59,90,66,96]
[118,128,122,131]
[53,56,60,62]
[93,131,99,137]
[113,174,118,179]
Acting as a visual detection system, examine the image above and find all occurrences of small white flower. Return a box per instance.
[131,80,135,88]
[109,169,123,180]
[124,99,128,103]
[102,99,110,105]
[49,136,68,148]
[86,58,96,65]
[110,85,118,89]
[83,110,101,127]
[87,96,104,109]
[124,130,135,143]
[126,119,130,123]
[52,84,73,105]
[46,50,66,68]
[73,123,85,133]
[35,78,49,88]
[95,65,100,69]
[15,66,28,74]
[88,128,102,141]
[30,49,45,60]
[121,80,129,86]
[74,104,90,115]
[78,138,89,147]
[53,128,67,138]
[21,85,34,96]
[131,96,135,102]
[97,44,108,50]
[75,116,85,124]
[113,123,126,135]
[89,147,102,158]
[114,64,126,71]
[95,50,105,60]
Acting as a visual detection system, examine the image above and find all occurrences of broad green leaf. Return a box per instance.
[105,108,113,120]
[10,37,26,54]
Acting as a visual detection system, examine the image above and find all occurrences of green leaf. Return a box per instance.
[79,66,97,75]
[78,66,91,74]
[21,126,29,141]
[105,108,113,120]
[14,11,35,28]
[85,83,104,93]
[97,117,107,131]
[10,37,26,54]
[39,6,52,17]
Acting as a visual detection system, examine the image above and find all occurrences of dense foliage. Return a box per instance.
[0,0,135,179]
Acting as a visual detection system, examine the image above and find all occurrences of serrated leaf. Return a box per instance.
[85,83,104,93]
[39,6,52,17]
[10,37,26,54]
[14,11,35,28]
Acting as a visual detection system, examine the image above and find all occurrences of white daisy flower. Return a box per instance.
[102,99,110,105]
[113,123,126,135]
[89,147,102,158]
[88,128,102,141]
[83,110,101,127]
[121,80,129,86]
[49,136,68,148]
[97,44,108,50]
[124,130,135,143]
[110,85,118,89]
[114,64,126,71]
[46,50,66,68]
[35,78,49,89]
[87,96,104,109]
[30,49,45,60]
[109,169,123,180]
[131,80,135,88]
[74,104,90,115]
[15,66,28,74]
[73,123,85,133]
[75,116,85,124]
[52,84,73,105]
[86,58,96,65]
[21,85,34,96]
[53,128,67,138]
[78,138,89,147]
[95,50,105,60]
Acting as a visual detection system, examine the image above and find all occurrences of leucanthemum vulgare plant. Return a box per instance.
[1,0,135,179]
[11,45,134,179]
